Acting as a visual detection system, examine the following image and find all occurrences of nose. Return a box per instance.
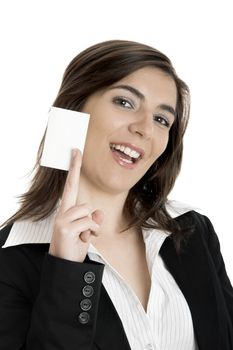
[128,113,153,140]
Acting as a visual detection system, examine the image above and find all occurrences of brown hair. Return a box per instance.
[2,40,191,252]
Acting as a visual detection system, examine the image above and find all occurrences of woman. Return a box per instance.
[0,40,232,350]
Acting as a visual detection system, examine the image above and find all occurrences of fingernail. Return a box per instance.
[72,149,77,159]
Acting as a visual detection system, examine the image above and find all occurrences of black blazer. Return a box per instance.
[0,211,233,350]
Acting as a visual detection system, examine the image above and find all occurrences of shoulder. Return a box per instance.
[174,208,216,238]
[0,224,49,298]
[0,223,49,254]
[167,199,210,227]
[171,207,222,264]
[166,200,220,247]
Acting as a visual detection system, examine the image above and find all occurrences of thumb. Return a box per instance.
[92,209,105,226]
[80,210,104,243]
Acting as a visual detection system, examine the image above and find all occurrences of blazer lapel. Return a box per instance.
[94,285,131,350]
[159,213,220,350]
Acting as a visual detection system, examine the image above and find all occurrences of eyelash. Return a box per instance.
[112,96,170,128]
[153,115,170,128]
[112,96,134,109]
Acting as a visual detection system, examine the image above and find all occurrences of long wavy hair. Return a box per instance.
[2,40,191,252]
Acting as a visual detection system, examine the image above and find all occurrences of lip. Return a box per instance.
[109,142,145,170]
[110,149,138,169]
[109,142,145,158]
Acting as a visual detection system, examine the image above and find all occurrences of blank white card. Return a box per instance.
[40,107,90,171]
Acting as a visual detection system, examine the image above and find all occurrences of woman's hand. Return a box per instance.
[49,149,104,262]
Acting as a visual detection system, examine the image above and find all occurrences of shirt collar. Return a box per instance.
[2,200,197,248]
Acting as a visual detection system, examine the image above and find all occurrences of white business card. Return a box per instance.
[40,106,90,171]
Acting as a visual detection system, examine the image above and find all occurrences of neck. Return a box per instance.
[77,175,130,236]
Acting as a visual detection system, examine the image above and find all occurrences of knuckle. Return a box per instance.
[79,216,90,226]
[91,220,99,230]
[80,217,94,231]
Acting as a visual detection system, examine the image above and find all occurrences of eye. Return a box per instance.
[112,97,134,109]
[153,115,170,128]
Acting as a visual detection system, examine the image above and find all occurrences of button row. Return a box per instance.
[77,271,96,325]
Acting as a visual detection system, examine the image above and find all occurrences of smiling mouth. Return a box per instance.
[109,143,142,164]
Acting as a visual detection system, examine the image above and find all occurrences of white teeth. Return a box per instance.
[131,150,139,158]
[124,147,131,155]
[111,144,141,159]
[119,157,133,164]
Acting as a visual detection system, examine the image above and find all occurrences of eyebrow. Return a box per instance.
[109,84,176,118]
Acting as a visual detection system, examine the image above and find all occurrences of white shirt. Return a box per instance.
[3,200,199,350]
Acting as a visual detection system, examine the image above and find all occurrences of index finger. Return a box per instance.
[59,148,82,213]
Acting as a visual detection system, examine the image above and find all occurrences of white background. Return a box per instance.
[0,0,232,281]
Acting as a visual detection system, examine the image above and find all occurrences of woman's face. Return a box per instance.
[81,66,177,195]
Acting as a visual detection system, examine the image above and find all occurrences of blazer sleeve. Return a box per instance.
[202,214,233,326]
[27,254,104,349]
[0,234,104,350]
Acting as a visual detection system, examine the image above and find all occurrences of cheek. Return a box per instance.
[87,107,119,133]
[143,136,168,173]
[85,116,108,142]
[152,132,169,158]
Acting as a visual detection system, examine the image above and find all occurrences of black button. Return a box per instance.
[78,312,90,324]
[84,271,95,284]
[80,298,92,311]
[82,285,94,297]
